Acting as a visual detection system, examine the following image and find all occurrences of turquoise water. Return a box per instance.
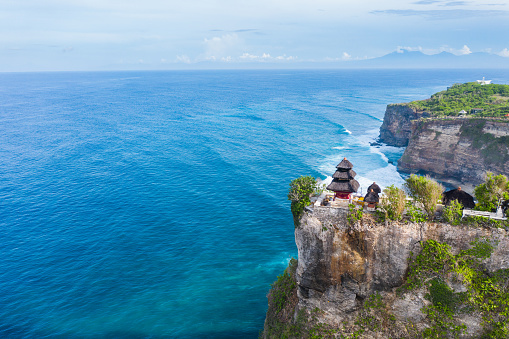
[1,69,508,338]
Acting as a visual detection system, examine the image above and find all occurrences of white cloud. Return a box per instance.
[203,33,242,61]
[458,44,472,55]
[342,52,351,60]
[439,44,472,55]
[175,54,191,63]
[239,52,268,61]
[281,55,296,61]
[498,48,509,57]
[238,52,295,62]
[396,46,423,53]
[239,53,258,60]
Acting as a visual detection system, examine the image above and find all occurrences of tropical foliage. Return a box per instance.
[288,176,317,227]
[474,172,509,212]
[404,174,444,220]
[380,185,406,221]
[408,82,509,118]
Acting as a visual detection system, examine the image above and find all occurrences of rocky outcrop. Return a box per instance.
[378,100,509,186]
[398,119,509,186]
[379,104,429,147]
[263,207,509,338]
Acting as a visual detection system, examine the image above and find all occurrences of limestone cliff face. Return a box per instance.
[398,119,509,186]
[379,104,429,147]
[263,207,509,338]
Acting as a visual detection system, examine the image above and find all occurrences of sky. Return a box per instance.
[1,0,509,71]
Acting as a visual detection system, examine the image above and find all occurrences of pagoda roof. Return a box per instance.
[367,183,381,195]
[443,188,475,209]
[364,190,379,203]
[332,169,357,180]
[336,158,354,170]
[327,179,360,193]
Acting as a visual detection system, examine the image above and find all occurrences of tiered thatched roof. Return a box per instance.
[326,157,360,193]
[442,187,475,209]
[367,182,381,195]
[333,169,357,180]
[364,189,379,203]
[327,180,360,192]
[336,158,354,170]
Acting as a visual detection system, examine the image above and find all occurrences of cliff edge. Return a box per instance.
[379,103,509,186]
[263,207,509,338]
[398,119,509,185]
[379,104,429,147]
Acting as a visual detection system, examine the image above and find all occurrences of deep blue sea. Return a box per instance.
[1,69,509,338]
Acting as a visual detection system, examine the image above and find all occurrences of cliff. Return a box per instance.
[379,104,430,147]
[263,207,509,338]
[378,102,509,186]
[398,119,509,186]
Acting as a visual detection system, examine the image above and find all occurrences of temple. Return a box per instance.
[363,189,379,209]
[326,157,360,199]
[442,187,475,209]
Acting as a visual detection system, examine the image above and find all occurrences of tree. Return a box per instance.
[442,200,463,225]
[380,185,406,221]
[474,172,509,212]
[288,176,316,227]
[404,174,444,220]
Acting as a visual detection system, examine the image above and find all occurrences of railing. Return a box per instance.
[462,209,507,221]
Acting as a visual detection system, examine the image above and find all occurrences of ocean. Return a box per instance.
[1,69,509,338]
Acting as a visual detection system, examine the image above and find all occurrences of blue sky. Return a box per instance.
[2,0,509,71]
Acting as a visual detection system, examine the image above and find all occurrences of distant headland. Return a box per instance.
[378,81,509,187]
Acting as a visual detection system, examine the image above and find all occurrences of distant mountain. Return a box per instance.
[151,50,509,70]
[348,50,509,69]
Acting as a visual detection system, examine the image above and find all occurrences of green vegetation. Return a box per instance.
[345,293,397,339]
[459,120,509,165]
[288,176,317,227]
[408,82,509,118]
[406,202,428,223]
[264,258,304,339]
[404,238,509,338]
[379,184,406,221]
[347,203,363,225]
[304,293,399,339]
[474,172,509,212]
[404,174,444,220]
[271,261,297,314]
[462,215,509,229]
[442,200,463,225]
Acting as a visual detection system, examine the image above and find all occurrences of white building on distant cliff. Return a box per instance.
[476,77,492,85]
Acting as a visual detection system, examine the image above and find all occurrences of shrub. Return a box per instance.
[442,200,463,225]
[347,203,363,225]
[474,172,509,212]
[264,258,302,338]
[404,174,444,220]
[380,185,406,221]
[288,176,317,227]
[270,258,298,314]
[406,202,428,223]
